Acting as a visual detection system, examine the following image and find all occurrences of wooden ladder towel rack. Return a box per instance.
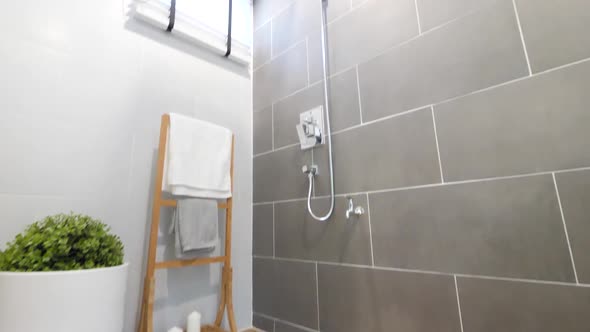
[138,114,236,332]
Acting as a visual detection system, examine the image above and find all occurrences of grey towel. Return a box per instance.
[170,199,219,256]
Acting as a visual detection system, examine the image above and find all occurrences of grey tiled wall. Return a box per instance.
[252,0,590,331]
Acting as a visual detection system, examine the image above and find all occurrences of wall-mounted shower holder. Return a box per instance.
[296,106,325,150]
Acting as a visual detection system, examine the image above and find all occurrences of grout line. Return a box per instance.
[552,172,579,284]
[270,16,274,59]
[366,193,375,266]
[328,0,371,26]
[414,0,422,34]
[259,65,356,112]
[355,65,363,124]
[254,312,319,332]
[252,165,590,205]
[268,54,590,122]
[254,197,307,206]
[253,142,300,158]
[325,0,475,75]
[315,262,321,331]
[454,276,465,332]
[271,104,275,150]
[259,51,590,113]
[431,106,445,183]
[254,39,307,72]
[272,202,276,257]
[252,255,590,288]
[554,165,590,174]
[273,320,276,332]
[318,53,590,137]
[331,105,431,136]
[512,0,532,76]
[253,0,297,34]
[257,0,590,104]
[306,37,311,86]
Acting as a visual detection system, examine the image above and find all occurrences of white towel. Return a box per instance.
[163,113,233,198]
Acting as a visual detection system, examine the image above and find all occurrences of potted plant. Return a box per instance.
[0,213,128,332]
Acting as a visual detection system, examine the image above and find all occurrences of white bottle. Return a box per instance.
[187,311,201,332]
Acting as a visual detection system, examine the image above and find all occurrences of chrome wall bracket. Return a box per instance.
[345,197,365,219]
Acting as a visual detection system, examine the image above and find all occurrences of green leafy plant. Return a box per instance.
[0,213,124,272]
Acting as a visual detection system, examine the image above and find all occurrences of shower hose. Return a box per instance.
[306,0,335,222]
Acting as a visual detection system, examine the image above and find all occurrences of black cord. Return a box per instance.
[225,0,232,57]
[167,0,176,32]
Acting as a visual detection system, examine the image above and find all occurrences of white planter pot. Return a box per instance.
[0,263,129,332]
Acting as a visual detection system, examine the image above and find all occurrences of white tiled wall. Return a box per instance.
[0,0,253,331]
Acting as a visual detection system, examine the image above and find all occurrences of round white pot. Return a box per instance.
[0,263,129,332]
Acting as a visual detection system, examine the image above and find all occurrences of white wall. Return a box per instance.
[0,0,252,331]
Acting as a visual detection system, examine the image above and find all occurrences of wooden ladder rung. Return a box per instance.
[155,256,227,269]
[161,199,229,209]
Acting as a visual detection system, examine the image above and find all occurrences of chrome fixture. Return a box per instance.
[296,106,325,150]
[302,164,318,176]
[299,0,336,222]
[345,197,365,219]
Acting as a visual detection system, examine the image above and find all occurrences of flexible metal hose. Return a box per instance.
[306,0,335,221]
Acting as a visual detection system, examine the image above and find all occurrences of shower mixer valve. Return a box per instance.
[296,106,325,150]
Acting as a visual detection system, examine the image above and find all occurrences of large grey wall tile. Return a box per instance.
[254,0,294,29]
[370,175,575,282]
[273,68,360,148]
[435,59,590,181]
[253,204,274,256]
[254,42,308,111]
[359,0,528,121]
[516,0,590,73]
[328,0,418,73]
[272,0,321,55]
[253,145,311,202]
[309,0,419,79]
[253,314,275,332]
[253,258,319,329]
[326,0,351,22]
[314,108,441,195]
[325,68,362,133]
[318,264,461,332]
[273,259,318,330]
[254,107,273,155]
[274,322,310,332]
[275,194,371,265]
[458,277,590,332]
[307,29,324,84]
[416,0,498,31]
[254,22,272,68]
[254,63,274,111]
[555,169,590,284]
[253,258,276,316]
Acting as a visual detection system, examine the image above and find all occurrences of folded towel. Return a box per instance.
[169,198,219,255]
[163,113,233,199]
